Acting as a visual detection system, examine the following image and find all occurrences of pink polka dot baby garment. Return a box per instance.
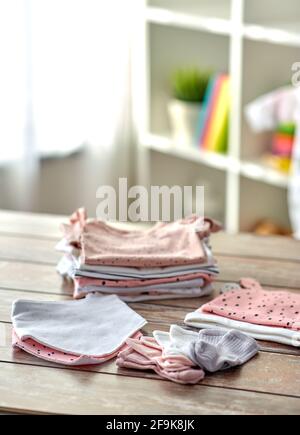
[202,278,300,331]
[12,329,142,366]
[11,294,147,366]
[61,208,222,268]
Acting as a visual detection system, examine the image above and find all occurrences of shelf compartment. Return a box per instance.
[239,176,290,232]
[243,24,300,48]
[141,134,231,171]
[146,7,232,36]
[149,24,230,136]
[148,0,232,20]
[141,134,289,189]
[240,160,289,189]
[146,3,300,48]
[243,0,300,47]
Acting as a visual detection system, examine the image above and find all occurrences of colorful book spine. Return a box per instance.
[203,75,230,153]
[196,74,221,147]
[199,75,225,149]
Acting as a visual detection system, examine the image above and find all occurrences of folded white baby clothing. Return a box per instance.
[185,310,300,347]
[12,294,147,365]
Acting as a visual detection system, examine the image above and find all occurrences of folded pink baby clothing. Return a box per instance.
[73,273,213,301]
[62,209,221,268]
[57,209,220,302]
[116,335,205,385]
[202,278,300,331]
[74,272,213,291]
[12,329,142,366]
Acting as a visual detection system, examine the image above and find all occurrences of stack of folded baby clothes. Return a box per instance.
[117,325,259,385]
[57,209,221,302]
[185,278,300,347]
[12,294,147,366]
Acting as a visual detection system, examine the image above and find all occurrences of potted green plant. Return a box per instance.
[168,68,211,147]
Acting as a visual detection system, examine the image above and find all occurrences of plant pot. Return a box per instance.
[168,99,203,147]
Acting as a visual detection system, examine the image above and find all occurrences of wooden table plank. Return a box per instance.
[0,362,299,415]
[2,289,300,357]
[0,235,60,265]
[0,255,299,298]
[0,211,64,239]
[0,261,73,295]
[0,211,299,262]
[0,211,148,241]
[218,256,300,289]
[0,210,300,415]
[212,232,300,262]
[0,288,186,326]
[1,323,300,398]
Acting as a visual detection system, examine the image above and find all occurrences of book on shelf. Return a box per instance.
[196,73,230,155]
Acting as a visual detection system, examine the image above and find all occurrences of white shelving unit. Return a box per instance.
[133,0,300,233]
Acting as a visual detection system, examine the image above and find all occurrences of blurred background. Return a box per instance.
[1,0,300,236]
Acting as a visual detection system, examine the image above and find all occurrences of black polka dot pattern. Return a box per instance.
[203,279,300,331]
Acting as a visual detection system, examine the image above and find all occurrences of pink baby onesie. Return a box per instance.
[202,278,300,331]
[61,208,221,268]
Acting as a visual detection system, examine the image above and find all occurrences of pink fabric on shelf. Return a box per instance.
[201,278,300,331]
[116,336,205,385]
[61,208,221,268]
[12,329,142,366]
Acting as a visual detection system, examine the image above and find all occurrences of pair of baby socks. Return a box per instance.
[117,325,259,384]
[154,325,259,373]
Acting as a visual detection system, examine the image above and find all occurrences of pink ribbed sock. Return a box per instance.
[116,336,205,385]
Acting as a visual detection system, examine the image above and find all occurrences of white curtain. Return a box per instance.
[0,0,136,212]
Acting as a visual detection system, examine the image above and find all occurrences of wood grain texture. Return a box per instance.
[0,233,300,266]
[0,211,148,241]
[212,232,300,262]
[0,210,299,261]
[0,235,60,264]
[0,210,64,239]
[0,362,300,415]
[0,210,300,415]
[1,323,300,398]
[0,255,300,297]
[2,289,300,357]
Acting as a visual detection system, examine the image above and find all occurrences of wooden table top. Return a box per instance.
[0,210,300,415]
